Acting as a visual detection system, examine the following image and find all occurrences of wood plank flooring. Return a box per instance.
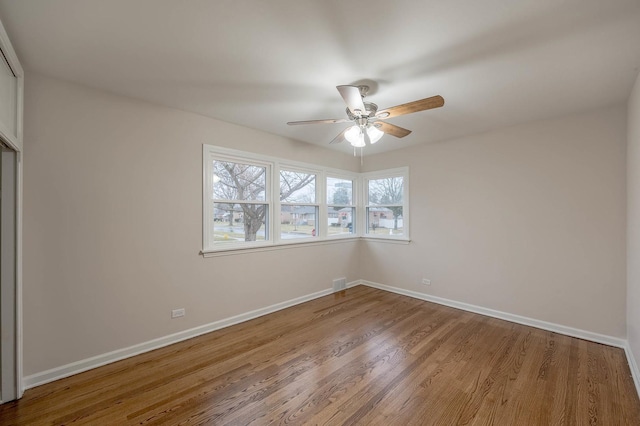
[1,286,639,425]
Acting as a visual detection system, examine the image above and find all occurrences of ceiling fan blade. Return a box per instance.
[374,121,412,138]
[337,85,366,117]
[287,118,349,125]
[376,95,444,119]
[329,128,348,144]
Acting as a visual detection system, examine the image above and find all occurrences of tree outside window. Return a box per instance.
[203,145,406,253]
[212,160,268,242]
[367,176,404,235]
[327,177,355,235]
[280,170,317,239]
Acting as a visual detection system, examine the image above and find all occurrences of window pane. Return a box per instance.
[213,161,266,201]
[367,206,403,235]
[368,177,403,206]
[327,177,353,205]
[213,203,267,242]
[280,205,318,239]
[280,170,316,203]
[328,207,355,235]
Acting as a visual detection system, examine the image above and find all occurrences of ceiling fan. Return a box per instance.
[287,85,444,148]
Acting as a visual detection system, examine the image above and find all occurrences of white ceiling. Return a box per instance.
[1,0,639,155]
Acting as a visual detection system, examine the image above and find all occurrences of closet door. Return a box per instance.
[0,147,16,402]
[0,16,23,403]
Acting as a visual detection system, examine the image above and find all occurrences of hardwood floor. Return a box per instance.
[1,286,639,425]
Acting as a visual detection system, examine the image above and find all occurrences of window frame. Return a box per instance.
[361,167,410,241]
[203,151,273,251]
[326,174,357,239]
[278,166,320,241]
[203,145,362,254]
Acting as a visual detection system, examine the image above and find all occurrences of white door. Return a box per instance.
[0,13,24,404]
[0,147,17,403]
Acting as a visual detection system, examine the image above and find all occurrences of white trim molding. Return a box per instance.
[24,282,358,389]
[356,280,640,397]
[355,280,640,398]
[624,343,640,399]
[0,15,24,401]
[361,166,410,242]
[355,280,627,348]
[202,144,361,255]
[23,279,640,402]
[201,237,358,258]
[362,237,410,245]
[353,280,640,396]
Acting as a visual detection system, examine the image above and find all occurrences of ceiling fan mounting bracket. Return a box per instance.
[357,85,370,98]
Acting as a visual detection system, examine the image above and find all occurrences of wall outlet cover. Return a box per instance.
[171,308,186,318]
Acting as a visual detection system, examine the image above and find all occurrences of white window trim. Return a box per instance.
[326,173,357,240]
[202,145,362,254]
[203,149,273,251]
[361,167,410,242]
[278,166,320,242]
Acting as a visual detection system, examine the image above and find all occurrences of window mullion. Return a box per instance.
[318,170,326,238]
[203,144,363,253]
[273,162,280,244]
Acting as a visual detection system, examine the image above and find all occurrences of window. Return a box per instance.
[203,145,360,253]
[364,168,409,239]
[327,176,355,236]
[203,146,408,253]
[280,169,318,239]
[204,154,271,250]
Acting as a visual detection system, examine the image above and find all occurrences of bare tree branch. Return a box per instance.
[369,177,404,230]
[280,171,315,202]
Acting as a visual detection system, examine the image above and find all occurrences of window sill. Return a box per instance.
[200,236,360,258]
[362,237,411,245]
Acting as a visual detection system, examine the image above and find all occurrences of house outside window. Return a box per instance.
[279,169,318,239]
[203,145,408,254]
[203,154,272,250]
[327,176,355,236]
[363,167,409,239]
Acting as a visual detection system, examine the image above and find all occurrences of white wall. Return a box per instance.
[361,106,628,337]
[22,72,360,375]
[22,71,632,381]
[628,72,640,372]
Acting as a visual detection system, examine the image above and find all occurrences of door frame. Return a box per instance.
[0,17,24,402]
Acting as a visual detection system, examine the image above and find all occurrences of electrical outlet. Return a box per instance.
[171,308,185,319]
[421,278,431,286]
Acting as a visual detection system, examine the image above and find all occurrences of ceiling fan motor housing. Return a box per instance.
[346,102,378,120]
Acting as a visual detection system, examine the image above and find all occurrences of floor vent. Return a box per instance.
[333,277,347,292]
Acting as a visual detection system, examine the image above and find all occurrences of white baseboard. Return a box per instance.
[23,278,639,401]
[345,280,360,289]
[624,343,640,399]
[359,279,640,398]
[24,282,358,390]
[355,280,627,348]
[356,280,640,399]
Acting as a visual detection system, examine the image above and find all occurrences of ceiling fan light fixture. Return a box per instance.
[366,124,384,144]
[286,85,444,149]
[345,125,365,147]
